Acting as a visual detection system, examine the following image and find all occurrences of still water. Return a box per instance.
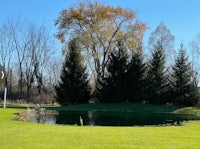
[17,108,200,126]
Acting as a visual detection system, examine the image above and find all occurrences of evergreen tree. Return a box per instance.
[55,39,90,105]
[170,44,199,106]
[145,42,168,104]
[98,42,129,103]
[145,23,174,104]
[126,51,146,102]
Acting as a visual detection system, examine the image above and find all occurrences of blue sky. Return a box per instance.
[0,0,200,49]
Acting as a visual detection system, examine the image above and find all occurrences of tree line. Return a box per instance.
[55,36,199,106]
[1,1,200,105]
[55,1,200,106]
[0,18,60,103]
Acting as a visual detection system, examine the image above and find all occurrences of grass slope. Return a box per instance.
[48,103,200,114]
[0,104,200,148]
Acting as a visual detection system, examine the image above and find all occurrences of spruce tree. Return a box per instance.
[55,39,90,105]
[98,42,129,103]
[170,44,199,106]
[126,51,146,102]
[145,43,168,104]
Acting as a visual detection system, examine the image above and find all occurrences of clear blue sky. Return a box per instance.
[0,0,200,49]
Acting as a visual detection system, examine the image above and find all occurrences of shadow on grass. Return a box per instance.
[47,103,184,114]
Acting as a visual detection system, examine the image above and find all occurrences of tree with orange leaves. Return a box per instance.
[55,1,146,92]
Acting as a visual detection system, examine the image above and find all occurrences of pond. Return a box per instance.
[16,108,200,126]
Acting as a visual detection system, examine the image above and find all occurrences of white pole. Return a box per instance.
[3,87,7,109]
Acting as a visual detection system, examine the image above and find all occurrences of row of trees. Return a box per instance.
[0,19,60,103]
[55,1,199,106]
[1,1,200,105]
[55,37,199,106]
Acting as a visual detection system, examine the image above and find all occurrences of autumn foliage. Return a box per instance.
[55,1,146,90]
[55,1,199,106]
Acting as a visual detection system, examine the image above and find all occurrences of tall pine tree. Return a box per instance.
[145,23,174,104]
[170,44,199,106]
[55,39,90,105]
[98,41,129,103]
[126,50,146,102]
[145,43,168,104]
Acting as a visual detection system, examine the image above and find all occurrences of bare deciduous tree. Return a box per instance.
[148,22,175,67]
[1,18,56,100]
[190,33,200,84]
[0,20,14,89]
[46,59,62,86]
[29,25,55,94]
[190,33,200,66]
[8,20,31,94]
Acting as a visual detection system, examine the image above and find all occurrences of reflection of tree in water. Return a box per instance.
[88,111,96,126]
[56,111,97,126]
[36,110,200,126]
[56,111,82,125]
[17,109,200,126]
[35,108,58,124]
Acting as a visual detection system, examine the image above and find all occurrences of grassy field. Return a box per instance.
[0,104,200,148]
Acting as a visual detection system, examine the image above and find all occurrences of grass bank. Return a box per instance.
[0,104,200,148]
[47,103,200,114]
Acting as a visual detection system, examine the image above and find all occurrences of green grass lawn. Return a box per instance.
[0,104,200,148]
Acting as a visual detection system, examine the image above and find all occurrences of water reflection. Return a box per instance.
[17,109,200,126]
[17,108,58,124]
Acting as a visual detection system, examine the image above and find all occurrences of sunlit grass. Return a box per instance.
[0,106,200,148]
[173,106,200,114]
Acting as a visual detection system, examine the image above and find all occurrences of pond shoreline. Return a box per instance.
[15,106,200,127]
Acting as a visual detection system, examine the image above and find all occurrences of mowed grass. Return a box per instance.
[0,104,200,149]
